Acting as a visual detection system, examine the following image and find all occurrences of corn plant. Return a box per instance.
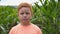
[31,0,60,34]
[0,0,60,34]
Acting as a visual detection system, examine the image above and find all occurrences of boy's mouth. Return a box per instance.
[22,18,28,21]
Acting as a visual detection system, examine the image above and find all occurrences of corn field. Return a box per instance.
[0,0,60,34]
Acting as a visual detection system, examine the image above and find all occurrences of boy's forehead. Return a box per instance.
[21,7,30,9]
[19,7,31,12]
[20,7,30,10]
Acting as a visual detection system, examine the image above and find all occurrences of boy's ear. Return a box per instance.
[18,12,19,16]
[31,12,33,17]
[18,11,20,16]
[31,14,33,19]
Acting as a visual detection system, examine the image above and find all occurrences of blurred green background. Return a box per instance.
[0,0,60,34]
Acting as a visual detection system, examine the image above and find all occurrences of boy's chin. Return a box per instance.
[22,20,30,23]
[22,21,28,22]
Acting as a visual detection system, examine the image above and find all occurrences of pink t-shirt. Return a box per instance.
[9,23,42,34]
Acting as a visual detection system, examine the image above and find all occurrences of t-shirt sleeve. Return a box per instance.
[33,24,42,34]
[9,28,13,34]
[37,28,42,34]
[37,29,42,34]
[9,27,15,34]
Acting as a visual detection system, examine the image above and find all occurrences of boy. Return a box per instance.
[9,2,42,34]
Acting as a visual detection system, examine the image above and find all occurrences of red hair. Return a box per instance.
[18,2,32,13]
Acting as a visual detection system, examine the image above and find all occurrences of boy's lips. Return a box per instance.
[22,18,28,21]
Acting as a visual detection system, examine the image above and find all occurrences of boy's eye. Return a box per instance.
[20,13,24,15]
[26,12,29,15]
[20,12,30,15]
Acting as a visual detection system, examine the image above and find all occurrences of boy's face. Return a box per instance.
[18,7,32,23]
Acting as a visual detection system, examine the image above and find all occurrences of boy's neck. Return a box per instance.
[20,22,31,26]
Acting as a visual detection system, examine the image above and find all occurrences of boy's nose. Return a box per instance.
[23,14,27,17]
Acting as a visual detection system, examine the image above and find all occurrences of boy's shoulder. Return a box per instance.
[10,23,41,31]
[31,23,41,30]
[10,24,20,31]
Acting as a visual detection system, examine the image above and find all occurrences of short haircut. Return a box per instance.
[18,2,33,13]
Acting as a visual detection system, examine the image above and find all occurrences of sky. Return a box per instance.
[0,0,42,6]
